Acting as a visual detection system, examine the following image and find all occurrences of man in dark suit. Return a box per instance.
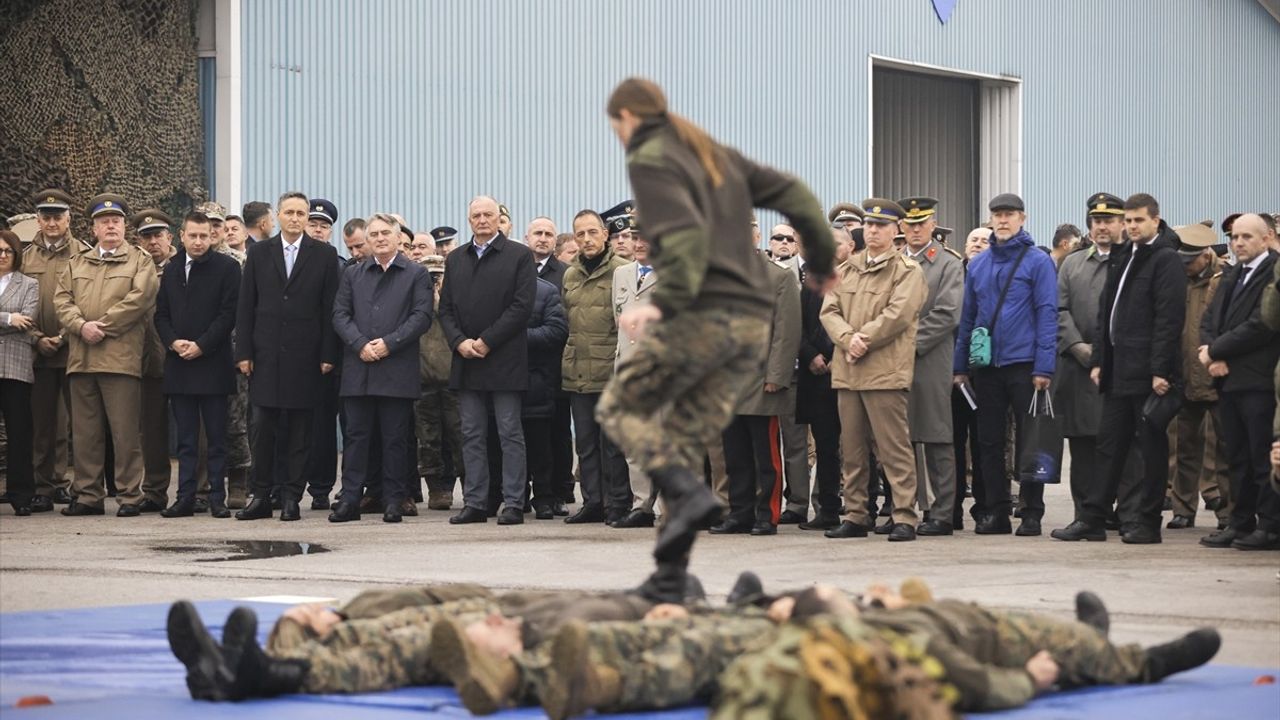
[154,212,241,518]
[328,213,434,524]
[1198,213,1280,551]
[528,216,573,515]
[1053,193,1186,545]
[437,196,536,525]
[234,191,340,521]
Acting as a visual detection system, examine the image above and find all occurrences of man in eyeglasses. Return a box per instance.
[768,225,799,263]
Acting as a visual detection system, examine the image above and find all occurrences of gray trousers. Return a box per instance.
[569,392,631,512]
[780,410,812,514]
[914,441,957,522]
[458,390,525,511]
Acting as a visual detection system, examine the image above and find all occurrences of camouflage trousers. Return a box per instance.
[986,609,1146,688]
[597,308,770,475]
[517,611,777,712]
[416,383,464,491]
[267,597,498,694]
[226,374,251,470]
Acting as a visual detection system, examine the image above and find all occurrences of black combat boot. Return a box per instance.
[220,606,308,699]
[1142,629,1221,682]
[1075,591,1110,636]
[647,465,722,563]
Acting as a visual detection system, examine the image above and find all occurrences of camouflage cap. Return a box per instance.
[421,254,446,273]
[195,201,228,221]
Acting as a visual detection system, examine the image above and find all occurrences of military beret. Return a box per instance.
[32,189,74,212]
[988,193,1025,212]
[899,196,940,225]
[828,202,865,224]
[498,203,511,220]
[860,198,906,224]
[309,199,338,225]
[601,200,637,236]
[1086,192,1124,217]
[1174,223,1216,263]
[430,226,458,244]
[195,201,228,221]
[87,193,129,219]
[130,208,173,234]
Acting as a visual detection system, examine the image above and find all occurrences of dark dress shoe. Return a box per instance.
[161,499,196,518]
[975,515,1013,535]
[916,519,953,536]
[270,496,283,511]
[613,509,656,528]
[534,504,555,520]
[709,518,753,534]
[209,499,231,519]
[1199,526,1239,548]
[192,498,210,514]
[13,505,32,516]
[777,509,806,525]
[750,521,777,536]
[1166,515,1195,530]
[328,502,361,523]
[138,498,166,513]
[1231,529,1280,551]
[799,514,839,531]
[61,502,105,516]
[383,507,403,524]
[449,506,488,524]
[400,499,418,517]
[310,496,331,511]
[29,495,54,513]
[605,508,628,526]
[1121,525,1161,544]
[1203,497,1223,513]
[1051,519,1106,541]
[497,507,524,525]
[564,504,605,524]
[873,519,894,535]
[824,521,870,538]
[117,504,141,517]
[552,501,570,517]
[358,495,382,514]
[279,499,301,521]
[52,487,74,504]
[1016,517,1042,536]
[235,497,274,520]
[888,523,917,542]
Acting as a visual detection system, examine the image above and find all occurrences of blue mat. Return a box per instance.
[1,600,1276,718]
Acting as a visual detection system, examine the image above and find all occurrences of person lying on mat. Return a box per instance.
[166,577,706,700]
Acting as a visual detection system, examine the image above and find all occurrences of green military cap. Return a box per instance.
[1174,223,1216,263]
[195,201,228,221]
[828,202,864,224]
[1086,192,1124,217]
[899,196,940,224]
[32,188,75,212]
[130,208,173,234]
[860,198,906,224]
[87,193,129,219]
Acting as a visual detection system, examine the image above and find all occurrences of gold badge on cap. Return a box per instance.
[872,206,881,214]
[46,196,55,203]
[314,205,322,212]
[1095,203,1106,212]
[144,216,154,223]
[104,201,114,208]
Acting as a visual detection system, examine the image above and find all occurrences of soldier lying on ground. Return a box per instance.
[166,577,706,700]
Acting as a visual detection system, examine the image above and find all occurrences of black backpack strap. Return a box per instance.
[989,245,1030,339]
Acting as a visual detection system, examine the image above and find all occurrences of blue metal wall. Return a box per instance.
[239,0,1279,249]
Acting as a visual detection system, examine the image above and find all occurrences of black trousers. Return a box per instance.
[339,396,413,510]
[249,406,312,499]
[551,394,575,504]
[1218,390,1280,533]
[523,416,556,509]
[0,379,34,506]
[305,371,340,500]
[569,392,631,512]
[721,415,783,526]
[951,385,986,523]
[1068,436,1144,523]
[805,393,842,517]
[171,394,227,503]
[1084,394,1169,529]
[974,363,1044,521]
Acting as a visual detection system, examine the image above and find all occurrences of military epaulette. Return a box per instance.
[900,255,921,269]
[943,246,963,260]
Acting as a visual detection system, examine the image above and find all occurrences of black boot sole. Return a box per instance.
[167,601,231,700]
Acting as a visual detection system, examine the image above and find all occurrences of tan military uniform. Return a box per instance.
[22,233,87,497]
[53,243,159,507]
[820,250,927,527]
[140,250,174,506]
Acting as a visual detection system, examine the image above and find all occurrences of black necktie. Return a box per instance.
[1236,266,1251,290]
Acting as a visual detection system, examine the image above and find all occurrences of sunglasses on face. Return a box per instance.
[770,235,797,243]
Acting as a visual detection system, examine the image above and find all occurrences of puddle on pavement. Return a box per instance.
[155,540,330,562]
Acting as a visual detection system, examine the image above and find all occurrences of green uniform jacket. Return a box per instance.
[419,311,453,387]
[561,249,629,393]
[624,117,833,320]
[861,600,1036,711]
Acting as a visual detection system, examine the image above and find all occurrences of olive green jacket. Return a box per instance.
[561,249,628,393]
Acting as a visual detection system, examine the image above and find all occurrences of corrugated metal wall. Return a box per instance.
[238,0,1279,251]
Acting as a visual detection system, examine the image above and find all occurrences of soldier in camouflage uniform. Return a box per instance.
[417,255,465,509]
[597,78,836,602]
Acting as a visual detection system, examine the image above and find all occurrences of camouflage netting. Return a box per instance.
[0,0,205,237]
